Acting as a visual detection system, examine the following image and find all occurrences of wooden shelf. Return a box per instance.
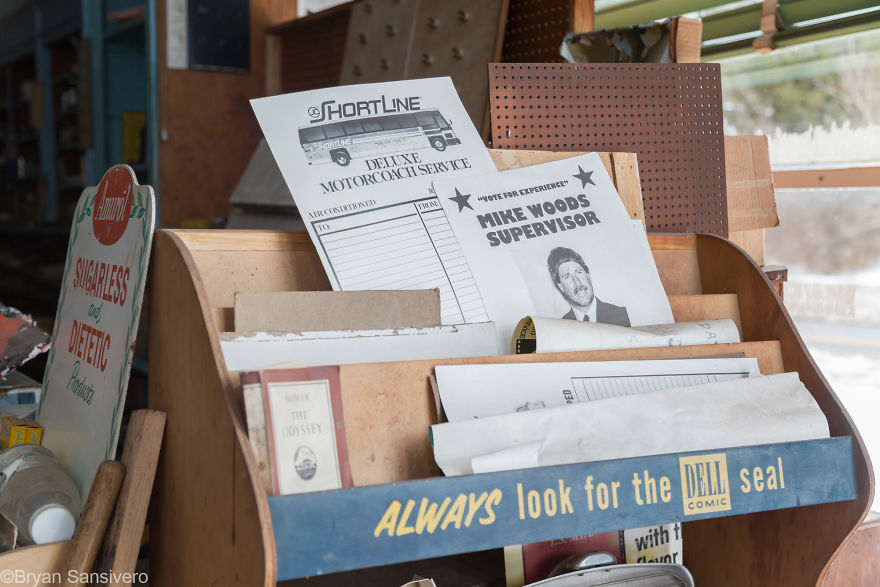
[271,436,857,579]
[148,229,873,585]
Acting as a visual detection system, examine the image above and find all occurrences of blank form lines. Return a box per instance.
[571,373,740,402]
[311,197,489,324]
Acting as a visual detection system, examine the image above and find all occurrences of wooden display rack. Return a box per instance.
[147,166,872,586]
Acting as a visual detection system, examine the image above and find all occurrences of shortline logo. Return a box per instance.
[308,96,422,123]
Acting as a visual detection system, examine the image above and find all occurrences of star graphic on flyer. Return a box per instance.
[449,188,473,212]
[573,165,595,188]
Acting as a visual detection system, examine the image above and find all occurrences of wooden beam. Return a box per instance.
[773,167,880,189]
[753,0,781,54]
[62,461,126,587]
[572,0,594,32]
[93,410,166,585]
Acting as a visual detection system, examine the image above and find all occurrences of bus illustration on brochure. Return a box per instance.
[298,109,462,166]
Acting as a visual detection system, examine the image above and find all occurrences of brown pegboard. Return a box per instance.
[502,0,571,63]
[489,63,728,236]
[337,0,508,134]
[337,0,417,85]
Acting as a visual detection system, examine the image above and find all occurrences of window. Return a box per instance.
[343,120,364,135]
[721,28,880,168]
[434,112,450,129]
[362,118,383,133]
[323,123,346,139]
[299,126,326,143]
[417,111,439,128]
[380,116,401,130]
[398,114,418,128]
[720,27,880,509]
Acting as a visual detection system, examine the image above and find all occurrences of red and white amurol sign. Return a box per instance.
[38,165,155,496]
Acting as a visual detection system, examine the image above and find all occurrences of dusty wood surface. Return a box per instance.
[149,233,275,586]
[0,541,72,577]
[725,136,778,232]
[821,514,880,587]
[63,461,125,587]
[669,293,742,333]
[93,411,165,586]
[671,17,703,63]
[571,0,594,32]
[147,209,870,584]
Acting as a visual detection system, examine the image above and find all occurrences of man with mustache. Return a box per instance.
[547,247,631,326]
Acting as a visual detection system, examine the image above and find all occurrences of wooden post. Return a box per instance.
[62,461,125,587]
[753,0,781,54]
[93,410,166,586]
[572,0,595,33]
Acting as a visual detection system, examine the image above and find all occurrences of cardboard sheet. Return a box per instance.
[234,290,442,332]
[725,136,778,232]
[431,372,829,476]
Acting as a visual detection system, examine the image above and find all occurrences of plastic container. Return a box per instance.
[0,444,81,545]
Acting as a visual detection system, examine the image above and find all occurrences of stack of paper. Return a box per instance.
[431,373,829,476]
[435,357,760,421]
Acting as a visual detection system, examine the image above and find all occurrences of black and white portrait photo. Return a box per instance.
[546,247,631,326]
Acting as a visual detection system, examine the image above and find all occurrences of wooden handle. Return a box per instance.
[62,460,126,587]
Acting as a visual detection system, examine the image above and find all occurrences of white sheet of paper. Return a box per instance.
[220,322,497,371]
[431,372,829,476]
[251,78,497,325]
[436,357,760,421]
[622,523,683,565]
[434,153,673,352]
[514,316,741,354]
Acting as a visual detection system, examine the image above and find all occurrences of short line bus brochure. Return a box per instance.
[251,78,497,326]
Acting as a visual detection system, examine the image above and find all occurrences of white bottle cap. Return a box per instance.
[29,506,76,544]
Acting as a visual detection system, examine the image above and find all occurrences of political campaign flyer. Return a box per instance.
[434,153,673,351]
[251,78,497,325]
